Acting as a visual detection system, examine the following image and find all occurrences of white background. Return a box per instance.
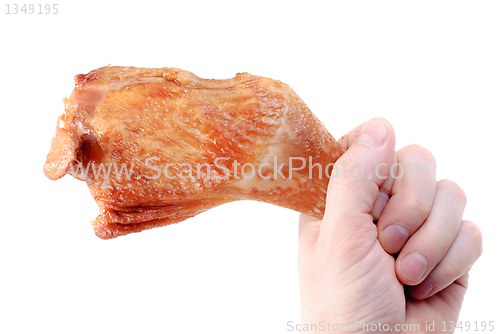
[1,1,499,333]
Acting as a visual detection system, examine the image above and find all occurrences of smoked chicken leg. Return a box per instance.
[44,66,345,239]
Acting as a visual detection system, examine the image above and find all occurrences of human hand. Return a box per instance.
[297,118,482,333]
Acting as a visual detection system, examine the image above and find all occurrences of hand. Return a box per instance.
[298,118,482,333]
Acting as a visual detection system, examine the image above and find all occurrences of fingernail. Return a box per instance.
[356,118,388,147]
[382,224,410,253]
[401,253,429,282]
[410,279,434,299]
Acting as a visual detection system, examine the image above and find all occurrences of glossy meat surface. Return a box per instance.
[44,66,345,239]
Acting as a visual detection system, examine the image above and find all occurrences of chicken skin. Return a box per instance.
[44,66,345,239]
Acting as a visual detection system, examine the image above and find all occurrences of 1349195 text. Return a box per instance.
[5,4,58,14]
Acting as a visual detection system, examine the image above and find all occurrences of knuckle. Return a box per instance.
[399,144,437,167]
[405,192,432,220]
[441,258,465,280]
[438,179,467,206]
[461,220,483,251]
[427,226,451,254]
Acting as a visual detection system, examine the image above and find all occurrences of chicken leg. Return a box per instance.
[44,66,345,239]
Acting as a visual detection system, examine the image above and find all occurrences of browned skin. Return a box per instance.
[44,66,345,239]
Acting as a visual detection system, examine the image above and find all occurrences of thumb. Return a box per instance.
[319,118,396,250]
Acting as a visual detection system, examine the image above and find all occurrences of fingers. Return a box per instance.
[372,153,396,221]
[319,118,396,251]
[337,121,396,223]
[395,180,467,286]
[377,144,437,253]
[408,220,482,300]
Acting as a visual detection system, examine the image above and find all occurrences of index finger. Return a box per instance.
[377,145,437,254]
